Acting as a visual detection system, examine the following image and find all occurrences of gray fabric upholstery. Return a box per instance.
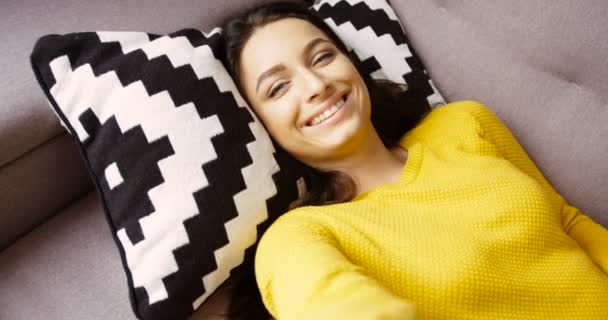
[0,192,232,319]
[0,193,134,319]
[0,133,93,250]
[391,0,608,226]
[1,0,607,319]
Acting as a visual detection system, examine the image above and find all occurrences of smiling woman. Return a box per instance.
[223,3,428,206]
[220,1,608,320]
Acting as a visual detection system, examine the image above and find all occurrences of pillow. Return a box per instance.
[30,0,444,319]
[313,0,445,108]
[31,28,303,320]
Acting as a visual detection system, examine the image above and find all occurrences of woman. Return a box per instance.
[220,1,608,319]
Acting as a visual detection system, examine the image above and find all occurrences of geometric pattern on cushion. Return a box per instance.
[314,0,445,107]
[30,1,444,319]
[31,29,300,320]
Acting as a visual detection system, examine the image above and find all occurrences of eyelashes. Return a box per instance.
[269,82,288,98]
[267,51,336,99]
[314,52,335,65]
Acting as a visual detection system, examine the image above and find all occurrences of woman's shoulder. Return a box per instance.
[258,206,333,244]
[254,206,339,277]
[428,100,494,123]
[400,100,493,147]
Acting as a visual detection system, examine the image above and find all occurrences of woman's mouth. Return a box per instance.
[305,94,348,127]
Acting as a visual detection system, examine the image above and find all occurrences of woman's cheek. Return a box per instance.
[263,98,297,135]
[280,94,299,127]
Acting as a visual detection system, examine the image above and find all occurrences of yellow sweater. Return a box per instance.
[255,100,608,319]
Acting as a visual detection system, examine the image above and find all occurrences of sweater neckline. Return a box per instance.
[353,141,423,200]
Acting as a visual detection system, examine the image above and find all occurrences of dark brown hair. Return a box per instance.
[219,1,430,319]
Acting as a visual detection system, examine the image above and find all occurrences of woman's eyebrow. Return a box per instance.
[302,37,332,57]
[255,37,332,93]
[256,65,285,93]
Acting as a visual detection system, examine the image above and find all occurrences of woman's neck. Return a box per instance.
[317,128,408,196]
[352,144,408,196]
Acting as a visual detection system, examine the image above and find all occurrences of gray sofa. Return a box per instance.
[1,0,606,319]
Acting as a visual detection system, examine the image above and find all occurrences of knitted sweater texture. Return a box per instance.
[255,100,608,319]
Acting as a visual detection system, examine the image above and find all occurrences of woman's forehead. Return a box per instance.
[243,18,329,62]
[240,18,332,87]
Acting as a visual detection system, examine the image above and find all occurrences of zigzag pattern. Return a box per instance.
[81,111,175,245]
[316,1,404,42]
[34,30,291,320]
[315,0,426,80]
[34,30,225,102]
[313,0,443,107]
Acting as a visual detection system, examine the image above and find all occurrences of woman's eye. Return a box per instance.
[314,52,335,65]
[269,82,288,98]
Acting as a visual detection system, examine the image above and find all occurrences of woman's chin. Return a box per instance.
[321,121,367,150]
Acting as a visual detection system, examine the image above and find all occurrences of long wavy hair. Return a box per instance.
[219,1,431,319]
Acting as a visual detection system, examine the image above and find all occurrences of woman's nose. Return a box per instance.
[299,68,331,103]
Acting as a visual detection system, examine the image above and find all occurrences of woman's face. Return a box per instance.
[239,18,372,168]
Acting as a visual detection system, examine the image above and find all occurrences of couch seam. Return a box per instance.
[0,130,67,170]
[0,186,95,252]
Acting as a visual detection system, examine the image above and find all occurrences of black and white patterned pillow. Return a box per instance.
[31,28,305,320]
[314,0,445,108]
[30,1,443,319]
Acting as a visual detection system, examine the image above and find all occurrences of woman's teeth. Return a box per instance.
[309,97,345,126]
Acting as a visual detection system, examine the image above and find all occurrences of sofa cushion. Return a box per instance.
[0,132,93,251]
[0,192,135,320]
[391,0,608,227]
[29,1,443,319]
[0,192,232,320]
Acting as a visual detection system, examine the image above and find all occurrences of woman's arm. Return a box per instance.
[460,100,608,273]
[561,204,608,274]
[255,211,416,320]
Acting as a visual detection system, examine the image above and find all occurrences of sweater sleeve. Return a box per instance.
[254,211,417,320]
[461,100,608,274]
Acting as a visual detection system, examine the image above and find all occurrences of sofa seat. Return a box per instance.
[0,192,231,320]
